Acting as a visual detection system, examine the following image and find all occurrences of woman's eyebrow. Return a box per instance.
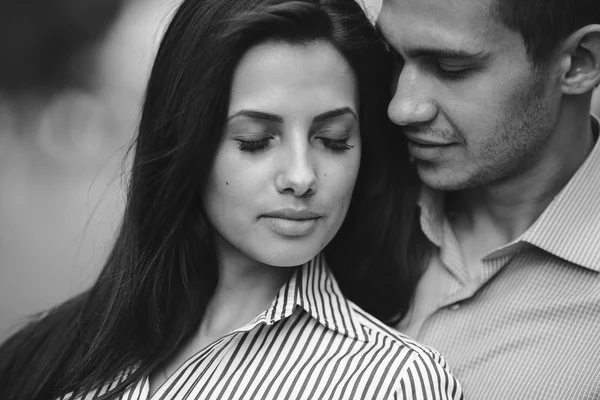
[227,107,357,124]
[227,110,283,123]
[312,107,357,123]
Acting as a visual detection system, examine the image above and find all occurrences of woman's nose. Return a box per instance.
[275,144,317,197]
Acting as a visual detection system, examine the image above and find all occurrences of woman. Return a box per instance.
[0,0,462,399]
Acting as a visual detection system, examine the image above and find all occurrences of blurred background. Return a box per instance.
[0,0,181,340]
[0,0,598,341]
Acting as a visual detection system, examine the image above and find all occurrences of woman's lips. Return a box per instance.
[261,216,320,237]
[260,208,322,237]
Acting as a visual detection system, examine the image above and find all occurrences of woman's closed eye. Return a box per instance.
[317,136,354,152]
[313,123,357,152]
[236,136,274,152]
[235,131,355,153]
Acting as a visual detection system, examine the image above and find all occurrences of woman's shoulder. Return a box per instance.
[348,303,464,400]
[350,302,438,353]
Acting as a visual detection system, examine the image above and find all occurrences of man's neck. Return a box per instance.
[449,111,595,259]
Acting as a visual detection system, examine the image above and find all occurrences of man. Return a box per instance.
[377,0,600,398]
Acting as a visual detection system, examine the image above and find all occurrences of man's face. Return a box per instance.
[378,0,560,190]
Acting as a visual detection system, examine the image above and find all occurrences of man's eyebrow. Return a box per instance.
[312,107,358,123]
[227,110,283,123]
[405,47,491,60]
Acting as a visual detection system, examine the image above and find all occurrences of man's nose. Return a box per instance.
[388,65,438,126]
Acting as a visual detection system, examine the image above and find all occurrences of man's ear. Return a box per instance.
[559,25,600,95]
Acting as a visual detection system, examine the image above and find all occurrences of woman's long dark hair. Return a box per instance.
[0,0,426,399]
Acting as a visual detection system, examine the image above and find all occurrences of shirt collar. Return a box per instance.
[243,253,367,342]
[521,115,600,271]
[419,115,600,272]
[101,255,366,397]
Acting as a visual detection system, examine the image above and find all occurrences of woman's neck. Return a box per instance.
[149,239,296,397]
[201,252,294,341]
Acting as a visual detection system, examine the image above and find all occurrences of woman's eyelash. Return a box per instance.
[236,136,354,153]
[236,137,273,152]
[319,137,354,152]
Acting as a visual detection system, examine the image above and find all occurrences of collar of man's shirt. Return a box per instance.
[419,115,600,272]
[239,253,367,342]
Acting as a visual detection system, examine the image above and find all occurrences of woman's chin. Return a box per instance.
[255,246,323,268]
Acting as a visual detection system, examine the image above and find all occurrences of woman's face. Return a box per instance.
[203,40,360,268]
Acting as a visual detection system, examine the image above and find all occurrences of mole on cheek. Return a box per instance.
[226,181,229,186]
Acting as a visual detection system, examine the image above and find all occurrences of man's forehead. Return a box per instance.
[377,0,500,54]
[380,0,494,17]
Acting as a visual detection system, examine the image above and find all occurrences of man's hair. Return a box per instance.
[493,0,600,66]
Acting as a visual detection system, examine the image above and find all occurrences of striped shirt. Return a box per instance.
[397,116,600,400]
[61,254,464,400]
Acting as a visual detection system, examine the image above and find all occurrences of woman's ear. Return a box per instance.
[559,25,600,95]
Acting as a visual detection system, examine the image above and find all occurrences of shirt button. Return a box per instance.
[450,303,461,311]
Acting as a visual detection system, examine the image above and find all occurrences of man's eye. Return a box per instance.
[236,137,273,152]
[437,63,471,80]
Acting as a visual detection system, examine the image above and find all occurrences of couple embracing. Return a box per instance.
[1,0,599,399]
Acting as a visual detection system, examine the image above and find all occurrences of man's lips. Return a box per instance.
[406,136,456,146]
